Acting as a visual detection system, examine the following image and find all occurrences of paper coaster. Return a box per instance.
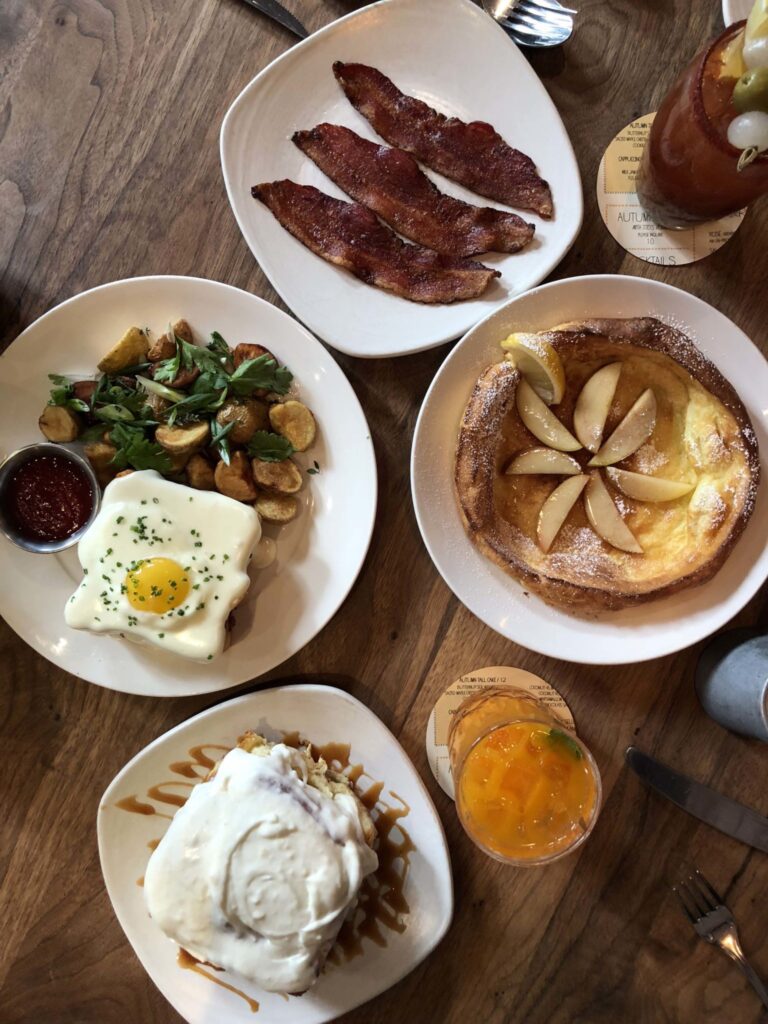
[425,666,574,800]
[597,112,746,265]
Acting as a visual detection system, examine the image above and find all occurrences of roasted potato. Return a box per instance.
[72,380,97,403]
[97,326,148,374]
[251,458,302,494]
[147,333,175,363]
[216,399,269,444]
[162,366,200,390]
[115,469,134,478]
[186,453,216,490]
[268,401,316,452]
[233,343,275,369]
[168,451,192,473]
[255,492,298,524]
[147,318,193,362]
[84,441,118,487]
[39,405,81,442]
[214,451,257,502]
[144,392,170,419]
[155,421,210,454]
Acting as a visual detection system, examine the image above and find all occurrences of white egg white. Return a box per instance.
[65,470,261,661]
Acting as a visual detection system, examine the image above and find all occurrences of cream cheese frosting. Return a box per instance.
[144,744,378,993]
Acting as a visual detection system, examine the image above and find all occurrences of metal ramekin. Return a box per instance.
[0,442,101,554]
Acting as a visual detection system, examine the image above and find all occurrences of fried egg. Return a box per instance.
[65,470,261,661]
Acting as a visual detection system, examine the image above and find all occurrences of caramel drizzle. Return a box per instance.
[116,731,415,1009]
[178,950,259,1014]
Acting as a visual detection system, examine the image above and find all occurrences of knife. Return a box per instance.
[238,0,309,39]
[625,746,768,853]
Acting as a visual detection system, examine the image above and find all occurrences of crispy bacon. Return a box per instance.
[251,180,500,305]
[333,62,553,219]
[293,123,535,257]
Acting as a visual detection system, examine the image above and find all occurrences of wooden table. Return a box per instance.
[2,2,767,1021]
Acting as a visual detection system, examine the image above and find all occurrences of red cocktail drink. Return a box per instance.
[637,22,768,228]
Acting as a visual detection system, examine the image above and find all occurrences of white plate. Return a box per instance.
[411,275,768,665]
[220,0,582,359]
[97,684,453,1024]
[0,277,376,696]
[723,0,750,26]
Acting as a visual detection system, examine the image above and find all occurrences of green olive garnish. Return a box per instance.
[733,67,768,115]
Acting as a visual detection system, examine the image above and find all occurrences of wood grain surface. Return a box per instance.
[2,1,768,1022]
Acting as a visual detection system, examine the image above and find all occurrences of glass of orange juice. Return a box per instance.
[448,687,601,866]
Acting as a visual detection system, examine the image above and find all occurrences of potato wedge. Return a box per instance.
[148,319,193,362]
[84,442,118,487]
[251,458,302,495]
[168,451,192,473]
[214,451,257,502]
[97,327,148,374]
[162,366,199,390]
[233,343,276,368]
[147,333,175,362]
[144,392,170,419]
[172,319,193,344]
[155,421,210,454]
[187,453,216,490]
[268,401,316,452]
[216,399,269,444]
[72,380,97,403]
[39,405,81,442]
[255,492,298,524]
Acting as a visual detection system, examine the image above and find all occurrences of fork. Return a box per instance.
[482,0,576,48]
[673,869,768,1010]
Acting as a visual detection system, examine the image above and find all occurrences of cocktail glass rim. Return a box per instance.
[692,19,768,166]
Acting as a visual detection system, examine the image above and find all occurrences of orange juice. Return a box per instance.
[448,688,601,865]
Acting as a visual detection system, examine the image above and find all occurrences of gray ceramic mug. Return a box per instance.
[695,628,768,742]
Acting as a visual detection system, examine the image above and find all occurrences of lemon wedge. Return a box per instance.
[501,332,565,405]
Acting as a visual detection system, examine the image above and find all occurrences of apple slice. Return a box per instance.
[584,473,643,553]
[516,378,581,452]
[537,474,589,553]
[506,448,582,475]
[573,362,622,453]
[588,388,657,467]
[605,467,694,502]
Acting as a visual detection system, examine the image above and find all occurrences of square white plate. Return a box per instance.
[220,0,582,358]
[0,277,376,696]
[411,275,768,665]
[97,685,453,1024]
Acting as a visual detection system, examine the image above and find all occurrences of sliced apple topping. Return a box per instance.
[537,475,589,553]
[501,332,565,405]
[588,388,657,467]
[516,378,581,452]
[605,468,694,502]
[573,362,622,453]
[584,473,643,553]
[507,448,582,475]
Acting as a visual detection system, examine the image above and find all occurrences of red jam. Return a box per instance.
[4,455,95,542]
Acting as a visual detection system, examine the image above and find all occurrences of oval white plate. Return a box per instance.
[220,0,582,359]
[0,277,376,696]
[411,275,768,665]
[97,684,453,1024]
[723,0,750,26]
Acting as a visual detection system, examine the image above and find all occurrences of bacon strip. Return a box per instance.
[251,181,500,304]
[293,123,535,257]
[333,62,553,219]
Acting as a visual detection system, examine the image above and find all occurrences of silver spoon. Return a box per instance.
[482,0,576,48]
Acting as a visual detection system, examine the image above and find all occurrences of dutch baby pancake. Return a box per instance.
[455,317,759,615]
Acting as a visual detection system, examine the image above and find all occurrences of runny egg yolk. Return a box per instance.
[125,558,190,613]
